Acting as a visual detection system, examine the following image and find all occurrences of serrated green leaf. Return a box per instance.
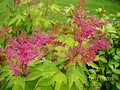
[75,79,83,90]
[66,67,88,90]
[8,76,25,90]
[7,76,16,88]
[53,72,67,90]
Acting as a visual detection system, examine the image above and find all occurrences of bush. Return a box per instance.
[0,0,119,90]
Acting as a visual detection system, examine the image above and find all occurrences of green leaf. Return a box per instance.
[98,51,105,55]
[114,55,120,62]
[89,69,96,75]
[25,79,38,90]
[40,60,59,78]
[116,49,120,56]
[53,72,67,90]
[0,38,4,45]
[8,76,25,90]
[27,60,58,81]
[112,69,120,74]
[98,75,107,81]
[36,77,53,87]
[28,57,41,67]
[36,71,67,90]
[112,74,119,80]
[106,69,112,74]
[108,48,115,54]
[7,76,16,88]
[25,70,41,81]
[87,62,100,69]
[89,74,96,80]
[35,86,53,90]
[114,63,119,68]
[55,46,65,52]
[116,82,120,89]
[65,35,75,46]
[99,56,107,63]
[75,79,83,90]
[0,71,10,81]
[60,83,69,90]
[108,64,114,70]
[8,16,19,26]
[66,67,88,90]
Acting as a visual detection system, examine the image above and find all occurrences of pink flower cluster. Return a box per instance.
[66,8,110,63]
[6,31,52,75]
[75,12,108,38]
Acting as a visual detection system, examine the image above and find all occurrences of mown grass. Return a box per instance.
[54,0,120,14]
[49,0,120,22]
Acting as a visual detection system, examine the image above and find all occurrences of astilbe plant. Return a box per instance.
[65,0,110,63]
[6,29,53,76]
[5,0,110,77]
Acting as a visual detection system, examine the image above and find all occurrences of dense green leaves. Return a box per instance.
[53,72,67,90]
[7,76,25,90]
[66,66,88,90]
[116,82,120,89]
[0,0,120,90]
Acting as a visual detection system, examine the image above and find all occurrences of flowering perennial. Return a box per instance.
[6,31,52,75]
[65,0,110,63]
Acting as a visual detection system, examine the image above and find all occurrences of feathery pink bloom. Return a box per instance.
[66,8,110,63]
[6,30,52,75]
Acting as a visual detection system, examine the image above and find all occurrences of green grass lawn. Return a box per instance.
[49,0,120,22]
[54,0,120,14]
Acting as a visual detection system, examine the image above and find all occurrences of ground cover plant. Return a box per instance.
[0,0,120,90]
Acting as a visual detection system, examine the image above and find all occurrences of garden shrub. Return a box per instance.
[0,0,119,90]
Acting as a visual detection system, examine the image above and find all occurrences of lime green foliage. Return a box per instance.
[0,0,61,47]
[0,0,61,32]
[7,76,25,90]
[5,59,87,90]
[0,0,120,90]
